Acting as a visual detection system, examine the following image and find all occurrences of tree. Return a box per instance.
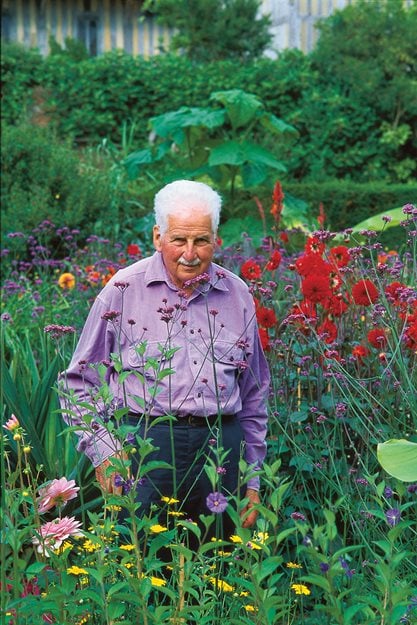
[310,0,417,182]
[143,0,272,61]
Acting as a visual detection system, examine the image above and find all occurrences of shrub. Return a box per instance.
[0,123,128,247]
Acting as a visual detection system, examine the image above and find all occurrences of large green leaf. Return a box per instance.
[209,141,245,166]
[210,89,262,129]
[219,215,266,248]
[241,162,268,188]
[150,106,225,140]
[209,141,287,172]
[377,439,417,482]
[350,206,404,232]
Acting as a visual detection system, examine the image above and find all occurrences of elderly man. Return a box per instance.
[60,180,270,538]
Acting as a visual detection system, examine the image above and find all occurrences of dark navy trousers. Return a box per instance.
[125,415,244,542]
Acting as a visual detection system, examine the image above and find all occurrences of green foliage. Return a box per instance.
[377,440,417,482]
[48,35,90,62]
[124,89,297,206]
[0,123,127,245]
[0,43,43,125]
[144,0,272,61]
[1,25,416,183]
[282,179,417,232]
[311,0,417,182]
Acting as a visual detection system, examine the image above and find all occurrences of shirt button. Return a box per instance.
[197,392,202,397]
[193,360,197,365]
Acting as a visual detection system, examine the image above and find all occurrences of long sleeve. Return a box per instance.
[58,295,122,467]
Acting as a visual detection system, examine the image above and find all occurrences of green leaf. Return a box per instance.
[209,141,245,166]
[301,573,331,593]
[259,112,298,136]
[350,207,404,233]
[343,604,368,625]
[150,106,225,139]
[377,439,417,481]
[210,89,262,129]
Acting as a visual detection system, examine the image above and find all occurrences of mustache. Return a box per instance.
[178,257,201,267]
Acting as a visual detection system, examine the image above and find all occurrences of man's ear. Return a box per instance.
[153,225,162,251]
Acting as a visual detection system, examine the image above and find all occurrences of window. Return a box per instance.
[77,13,98,56]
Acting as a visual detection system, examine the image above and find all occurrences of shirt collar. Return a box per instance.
[145,252,229,292]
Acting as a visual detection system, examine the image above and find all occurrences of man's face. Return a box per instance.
[153,211,215,289]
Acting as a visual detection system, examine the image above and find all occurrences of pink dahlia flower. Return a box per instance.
[3,414,20,431]
[37,477,79,513]
[33,516,83,555]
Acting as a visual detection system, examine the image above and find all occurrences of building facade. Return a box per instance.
[0,0,384,58]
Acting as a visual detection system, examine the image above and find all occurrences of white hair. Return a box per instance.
[154,180,222,235]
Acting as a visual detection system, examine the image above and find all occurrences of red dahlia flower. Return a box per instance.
[367,328,387,348]
[352,279,379,306]
[295,253,332,278]
[385,281,405,304]
[259,327,271,351]
[301,275,332,303]
[329,245,350,268]
[352,344,370,362]
[241,259,262,281]
[126,244,141,256]
[305,236,325,256]
[323,294,349,317]
[404,321,417,349]
[317,319,338,344]
[256,306,277,328]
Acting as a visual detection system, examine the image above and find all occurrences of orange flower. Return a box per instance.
[58,273,75,289]
[102,267,116,286]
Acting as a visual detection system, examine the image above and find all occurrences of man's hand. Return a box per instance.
[240,488,260,528]
[95,452,129,495]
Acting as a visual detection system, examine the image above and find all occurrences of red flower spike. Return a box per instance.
[266,250,282,271]
[271,181,284,221]
[317,203,326,228]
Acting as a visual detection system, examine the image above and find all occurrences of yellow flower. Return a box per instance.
[208,577,234,592]
[168,510,185,517]
[286,562,302,569]
[67,566,89,576]
[244,605,256,612]
[161,496,179,504]
[229,535,243,543]
[61,541,73,553]
[105,504,122,512]
[82,539,100,552]
[246,541,262,550]
[150,524,168,533]
[150,576,167,587]
[254,531,269,543]
[120,544,135,551]
[23,446,31,454]
[291,583,311,596]
[58,272,76,289]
